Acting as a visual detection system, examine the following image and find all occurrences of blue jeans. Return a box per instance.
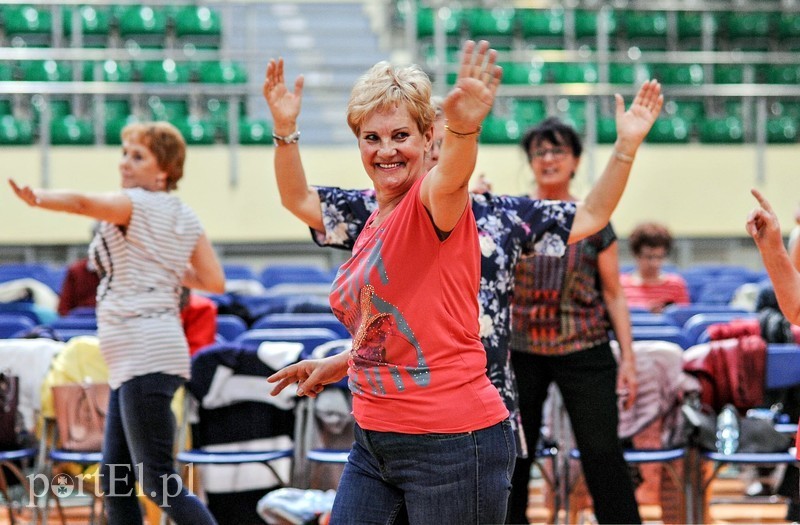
[331,420,515,524]
[100,373,217,525]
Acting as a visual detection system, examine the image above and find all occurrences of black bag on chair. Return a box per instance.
[0,371,20,449]
[681,399,792,453]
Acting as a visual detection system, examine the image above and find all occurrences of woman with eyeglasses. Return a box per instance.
[507,113,661,524]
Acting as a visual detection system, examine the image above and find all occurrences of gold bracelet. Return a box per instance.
[613,149,635,163]
[445,124,482,138]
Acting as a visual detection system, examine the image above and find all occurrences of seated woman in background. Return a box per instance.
[620,221,690,312]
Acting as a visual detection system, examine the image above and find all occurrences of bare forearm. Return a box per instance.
[569,142,635,243]
[760,243,800,325]
[273,145,324,232]
[605,289,634,361]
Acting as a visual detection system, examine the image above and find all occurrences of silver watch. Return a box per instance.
[272,130,300,146]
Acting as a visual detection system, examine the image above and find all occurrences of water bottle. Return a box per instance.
[716,404,740,455]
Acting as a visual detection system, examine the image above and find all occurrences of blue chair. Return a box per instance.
[177,343,297,523]
[259,264,331,290]
[688,344,800,524]
[251,313,350,339]
[567,448,686,521]
[765,343,800,389]
[48,316,98,331]
[0,447,39,522]
[629,312,677,327]
[0,316,35,338]
[682,312,758,347]
[233,328,339,355]
[631,325,689,349]
[694,277,752,305]
[662,304,752,328]
[215,314,248,342]
[223,264,257,281]
[0,303,41,324]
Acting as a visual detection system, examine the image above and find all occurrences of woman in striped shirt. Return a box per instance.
[9,121,224,525]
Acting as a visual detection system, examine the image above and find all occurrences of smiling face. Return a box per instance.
[118,138,167,191]
[358,103,432,200]
[528,138,580,193]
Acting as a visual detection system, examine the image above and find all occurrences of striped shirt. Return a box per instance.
[89,188,203,389]
[510,224,616,356]
[619,272,690,312]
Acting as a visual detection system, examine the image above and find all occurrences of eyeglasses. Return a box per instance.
[531,147,568,160]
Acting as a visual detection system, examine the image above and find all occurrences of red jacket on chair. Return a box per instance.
[683,334,766,413]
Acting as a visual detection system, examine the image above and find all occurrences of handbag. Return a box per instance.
[0,371,20,449]
[51,382,110,452]
[681,399,792,453]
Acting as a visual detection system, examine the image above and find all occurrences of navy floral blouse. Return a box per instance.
[312,186,576,456]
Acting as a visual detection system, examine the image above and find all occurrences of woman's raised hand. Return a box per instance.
[747,188,784,251]
[8,178,38,207]
[262,58,304,134]
[614,79,664,150]
[441,40,502,135]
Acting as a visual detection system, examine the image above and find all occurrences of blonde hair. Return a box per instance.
[346,61,435,137]
[120,121,186,191]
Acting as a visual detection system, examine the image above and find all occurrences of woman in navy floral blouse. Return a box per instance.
[262,62,662,460]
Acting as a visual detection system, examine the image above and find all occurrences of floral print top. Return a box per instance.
[312,186,576,455]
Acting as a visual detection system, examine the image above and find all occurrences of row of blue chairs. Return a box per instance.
[630,305,759,349]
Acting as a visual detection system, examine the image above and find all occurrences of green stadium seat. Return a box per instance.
[556,99,587,133]
[0,62,13,81]
[623,11,667,38]
[677,12,703,38]
[596,117,617,144]
[0,116,33,145]
[652,63,704,85]
[137,60,191,83]
[608,62,651,85]
[0,100,11,115]
[480,116,522,144]
[499,61,545,85]
[101,100,131,121]
[197,61,248,84]
[82,60,134,82]
[646,117,691,143]
[769,100,800,119]
[767,117,798,143]
[699,116,744,143]
[105,115,138,145]
[204,98,246,139]
[148,98,188,121]
[518,8,564,37]
[466,7,516,37]
[575,9,617,38]
[19,60,72,82]
[664,100,705,122]
[725,12,774,39]
[779,13,800,39]
[116,5,167,47]
[32,99,72,124]
[417,6,463,38]
[3,5,52,46]
[239,119,272,145]
[50,115,95,145]
[549,62,598,83]
[173,5,221,37]
[714,64,744,84]
[512,99,546,127]
[62,5,111,47]
[172,117,216,145]
[767,65,800,84]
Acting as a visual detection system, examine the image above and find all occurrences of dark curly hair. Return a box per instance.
[628,222,673,256]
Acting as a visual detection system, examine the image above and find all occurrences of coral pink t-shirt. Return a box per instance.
[330,177,508,434]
